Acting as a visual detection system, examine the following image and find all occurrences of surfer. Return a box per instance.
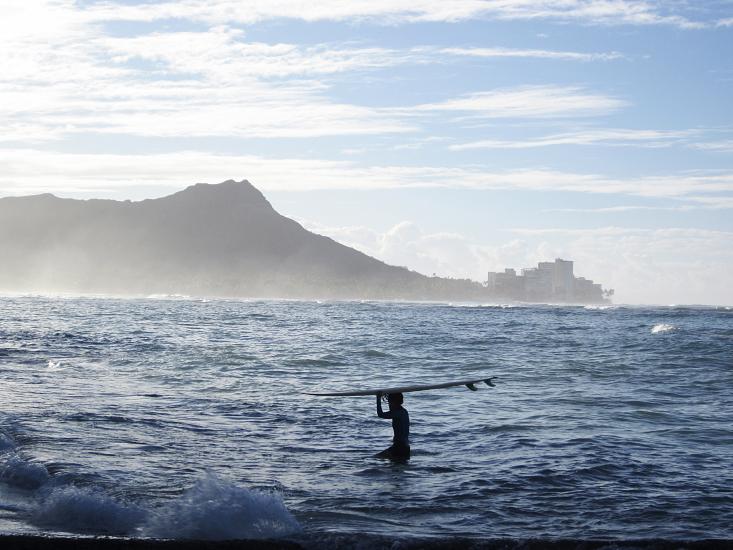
[375,392,410,460]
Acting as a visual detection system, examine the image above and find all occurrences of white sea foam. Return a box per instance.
[47,360,63,370]
[0,455,49,490]
[33,486,144,535]
[143,475,301,540]
[145,294,192,300]
[2,455,300,540]
[447,302,519,309]
[651,323,676,334]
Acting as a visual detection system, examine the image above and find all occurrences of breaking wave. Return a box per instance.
[0,439,299,541]
[651,323,676,334]
[23,476,301,539]
[144,475,301,540]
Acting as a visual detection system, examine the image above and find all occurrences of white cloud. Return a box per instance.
[298,220,733,305]
[439,47,624,62]
[83,0,707,28]
[101,27,416,79]
[0,11,634,144]
[692,140,733,153]
[450,128,697,150]
[300,219,498,281]
[543,205,699,213]
[504,227,733,305]
[412,86,627,119]
[0,10,418,143]
[2,150,733,209]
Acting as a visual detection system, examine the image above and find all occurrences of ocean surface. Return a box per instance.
[0,296,731,545]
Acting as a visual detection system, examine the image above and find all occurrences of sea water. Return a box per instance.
[0,296,731,543]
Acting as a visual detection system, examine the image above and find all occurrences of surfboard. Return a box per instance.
[305,376,496,397]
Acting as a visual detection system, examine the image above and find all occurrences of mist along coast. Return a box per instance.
[0,180,610,304]
[0,297,731,547]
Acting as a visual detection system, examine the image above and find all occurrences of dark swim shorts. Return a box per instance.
[376,444,411,460]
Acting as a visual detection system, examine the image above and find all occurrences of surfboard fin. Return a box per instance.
[465,383,478,391]
[484,378,496,387]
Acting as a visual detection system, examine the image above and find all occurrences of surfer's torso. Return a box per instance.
[381,406,409,446]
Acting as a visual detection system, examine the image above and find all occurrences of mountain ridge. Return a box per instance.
[0,179,484,300]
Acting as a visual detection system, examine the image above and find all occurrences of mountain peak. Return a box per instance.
[170,179,272,209]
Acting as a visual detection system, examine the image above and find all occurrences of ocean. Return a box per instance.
[0,296,731,546]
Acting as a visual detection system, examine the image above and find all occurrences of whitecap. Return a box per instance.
[651,323,676,334]
[143,475,301,540]
[145,294,192,301]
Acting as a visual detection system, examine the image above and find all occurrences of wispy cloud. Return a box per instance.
[0,22,418,142]
[508,227,733,238]
[542,205,703,213]
[0,7,630,146]
[101,27,416,79]
[84,0,708,29]
[439,47,625,62]
[412,86,627,119]
[691,139,733,153]
[2,150,732,209]
[450,128,697,150]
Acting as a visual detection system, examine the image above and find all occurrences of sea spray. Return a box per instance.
[27,475,301,539]
[144,474,301,540]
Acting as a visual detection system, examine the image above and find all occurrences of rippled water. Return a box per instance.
[0,296,731,542]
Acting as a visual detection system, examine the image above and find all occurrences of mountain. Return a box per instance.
[0,179,484,299]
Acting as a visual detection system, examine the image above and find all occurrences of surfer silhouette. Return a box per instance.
[375,392,410,460]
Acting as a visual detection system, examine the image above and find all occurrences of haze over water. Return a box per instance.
[1,296,731,543]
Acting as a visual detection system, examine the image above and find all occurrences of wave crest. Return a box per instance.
[144,475,301,540]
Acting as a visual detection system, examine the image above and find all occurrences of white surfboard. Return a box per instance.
[305,376,496,397]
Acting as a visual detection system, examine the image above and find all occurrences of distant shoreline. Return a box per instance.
[1,293,732,308]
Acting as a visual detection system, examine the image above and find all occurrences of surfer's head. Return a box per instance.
[387,393,403,409]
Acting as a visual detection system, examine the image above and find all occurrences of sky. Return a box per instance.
[1,1,732,305]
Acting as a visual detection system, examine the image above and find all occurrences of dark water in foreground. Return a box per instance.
[0,297,731,543]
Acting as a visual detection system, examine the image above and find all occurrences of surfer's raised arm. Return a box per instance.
[376,393,392,418]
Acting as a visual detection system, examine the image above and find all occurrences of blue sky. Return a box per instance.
[1,1,732,304]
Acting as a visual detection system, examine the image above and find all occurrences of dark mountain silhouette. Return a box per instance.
[0,179,484,299]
